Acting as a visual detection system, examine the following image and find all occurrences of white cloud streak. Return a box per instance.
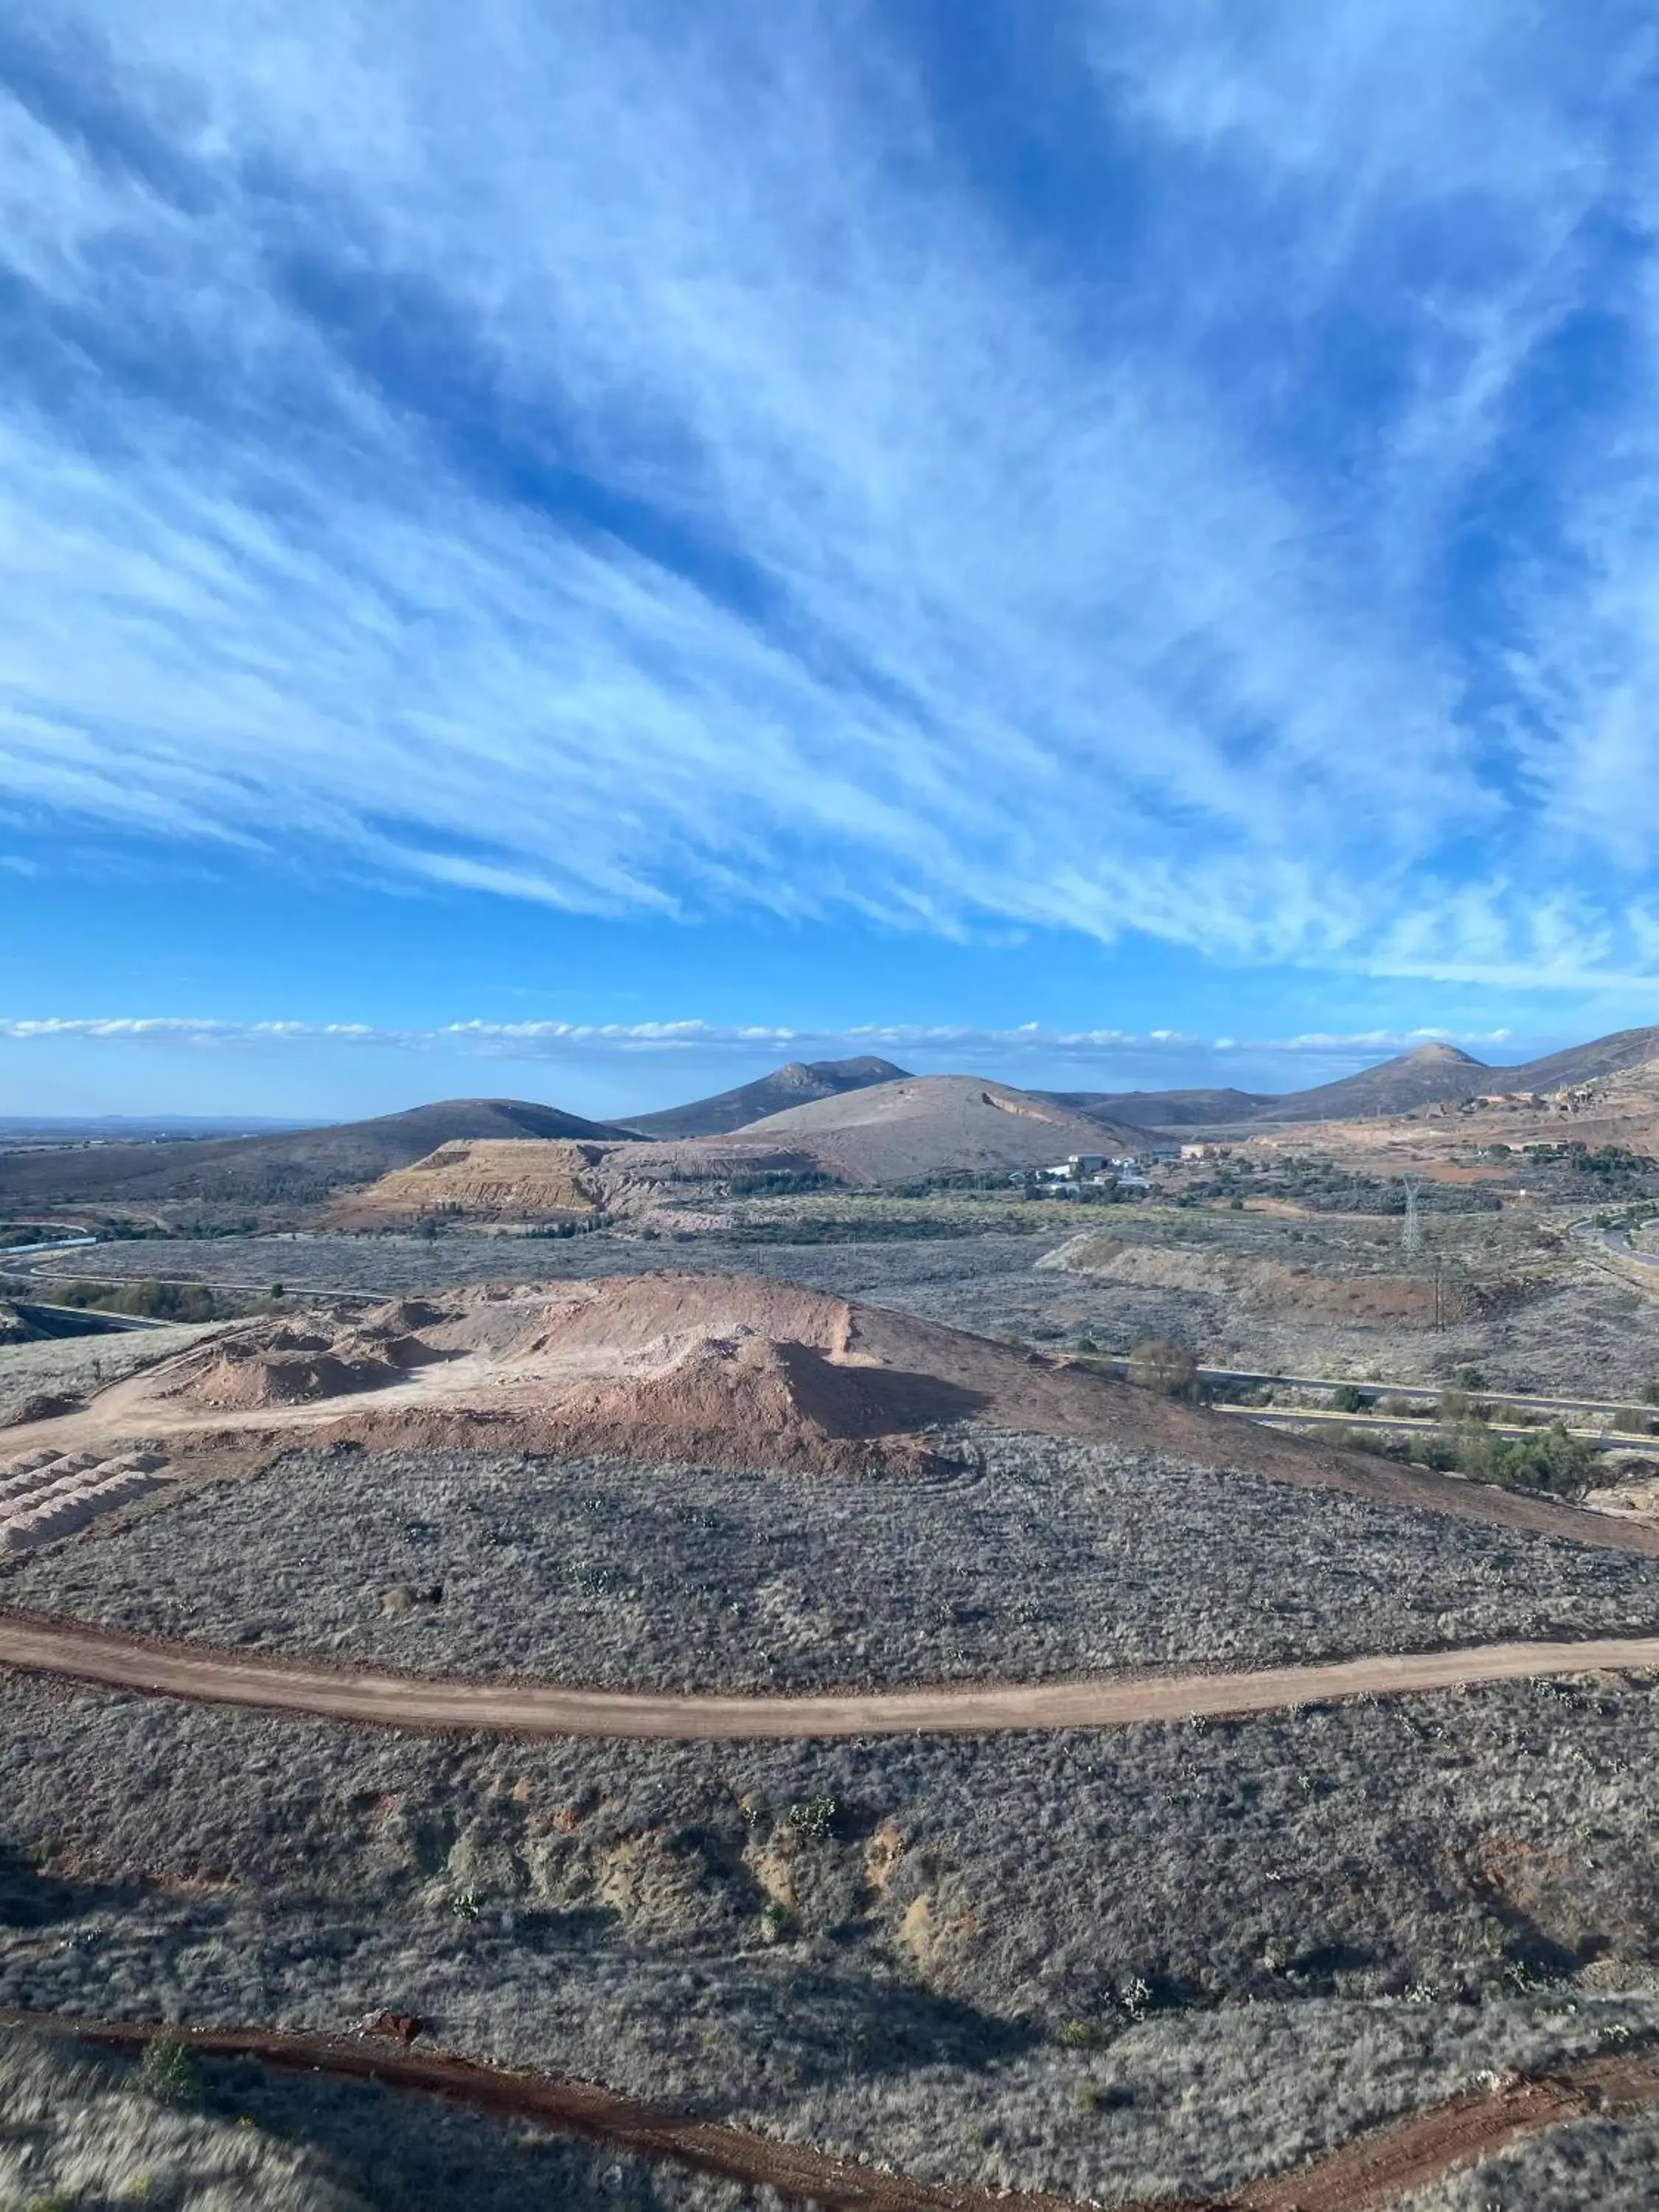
[0,1014,1517,1072]
[0,5,1655,981]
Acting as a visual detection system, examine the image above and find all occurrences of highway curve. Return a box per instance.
[2,1607,1658,1739]
[4,2007,1655,2211]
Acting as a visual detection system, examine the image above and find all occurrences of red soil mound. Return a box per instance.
[86,1273,1659,1545]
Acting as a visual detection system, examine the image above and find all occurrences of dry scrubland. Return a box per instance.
[1,1672,1659,2202]
[0,2025,737,2212]
[29,1202,1659,1396]
[10,1439,1659,1688]
[8,1201,1659,2200]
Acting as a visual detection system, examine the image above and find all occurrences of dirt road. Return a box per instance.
[4,2006,1655,2212]
[0,2006,1098,2212]
[3,1608,1657,1739]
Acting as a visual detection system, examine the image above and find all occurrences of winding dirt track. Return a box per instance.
[1229,2051,1659,2210]
[2,1607,1658,1739]
[4,2007,1656,2211]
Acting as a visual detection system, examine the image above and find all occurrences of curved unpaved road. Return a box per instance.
[4,2007,1655,2211]
[1230,2050,1659,2211]
[3,1607,1658,1739]
[0,2007,1091,2212]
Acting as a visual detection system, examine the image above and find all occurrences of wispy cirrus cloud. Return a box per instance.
[1,4,1658,985]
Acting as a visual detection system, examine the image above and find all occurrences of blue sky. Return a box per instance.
[6,2,1659,1121]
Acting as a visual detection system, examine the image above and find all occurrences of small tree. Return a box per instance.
[1127,1338,1200,1399]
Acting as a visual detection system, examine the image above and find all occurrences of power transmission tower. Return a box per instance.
[1401,1177,1422,1258]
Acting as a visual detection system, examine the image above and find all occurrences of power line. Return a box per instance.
[1401,1176,1422,1258]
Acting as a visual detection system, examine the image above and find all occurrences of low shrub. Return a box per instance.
[53,1278,221,1323]
[134,2037,203,2107]
[1452,1420,1595,1499]
[786,1795,837,1843]
[1126,1338,1200,1400]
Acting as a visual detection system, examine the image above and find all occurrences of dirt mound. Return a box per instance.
[339,1136,837,1227]
[341,1138,610,1221]
[26,1270,1658,1548]
[161,1319,434,1411]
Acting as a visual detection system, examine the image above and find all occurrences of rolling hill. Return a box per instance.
[1051,1043,1491,1133]
[736,1074,1138,1181]
[619,1056,908,1138]
[0,1099,641,1212]
[1048,1085,1274,1130]
[1497,1025,1659,1093]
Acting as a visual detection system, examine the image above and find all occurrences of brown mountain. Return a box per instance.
[1254,1042,1489,1122]
[0,1099,641,1211]
[1048,1086,1275,1130]
[1051,1044,1489,1133]
[737,1074,1138,1182]
[619,1057,910,1139]
[1496,1026,1659,1093]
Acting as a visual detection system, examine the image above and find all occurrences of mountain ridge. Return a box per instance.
[618,1056,909,1139]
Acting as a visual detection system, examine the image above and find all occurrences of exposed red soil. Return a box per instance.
[1228,2051,1659,2209]
[0,2008,1096,2212]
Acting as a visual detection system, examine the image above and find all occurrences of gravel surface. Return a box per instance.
[10,1436,1659,1689]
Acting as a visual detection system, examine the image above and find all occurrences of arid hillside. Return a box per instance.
[0,1099,641,1214]
[336,1135,830,1226]
[620,1055,909,1138]
[738,1075,1138,1180]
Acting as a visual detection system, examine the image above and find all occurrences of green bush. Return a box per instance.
[135,2037,203,2107]
[1452,1420,1594,1498]
[1331,1383,1369,1413]
[55,1278,220,1323]
[786,1795,837,1843]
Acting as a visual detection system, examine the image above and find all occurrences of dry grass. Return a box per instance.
[0,2024,754,2211]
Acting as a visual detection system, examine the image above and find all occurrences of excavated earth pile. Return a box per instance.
[10,1273,1659,1551]
[336,1136,837,1225]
